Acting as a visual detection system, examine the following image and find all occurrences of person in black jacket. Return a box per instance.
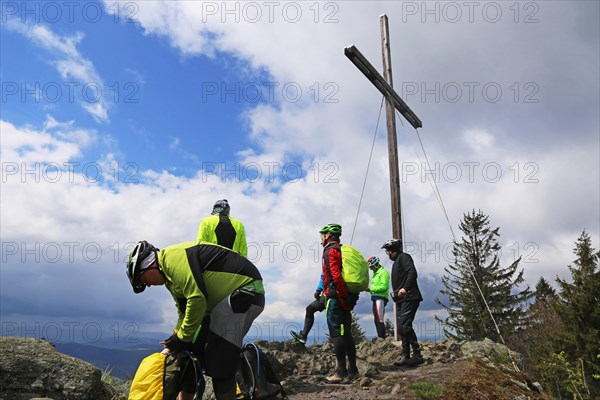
[382,239,424,366]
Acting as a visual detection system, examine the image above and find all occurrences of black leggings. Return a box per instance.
[301,296,326,336]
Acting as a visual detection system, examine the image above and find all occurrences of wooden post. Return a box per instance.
[380,14,403,248]
[381,14,402,341]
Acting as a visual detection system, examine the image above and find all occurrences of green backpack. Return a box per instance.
[341,245,369,294]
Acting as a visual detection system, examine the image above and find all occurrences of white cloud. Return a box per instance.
[168,137,180,150]
[0,118,93,165]
[2,1,598,340]
[0,117,389,336]
[43,115,74,130]
[462,129,495,153]
[3,19,109,123]
[3,114,596,339]
[123,68,146,88]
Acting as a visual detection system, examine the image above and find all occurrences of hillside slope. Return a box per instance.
[55,342,163,379]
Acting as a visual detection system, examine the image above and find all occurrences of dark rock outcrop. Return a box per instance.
[0,337,117,400]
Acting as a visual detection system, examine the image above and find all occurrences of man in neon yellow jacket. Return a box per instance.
[126,240,264,400]
[197,199,248,257]
[367,256,390,339]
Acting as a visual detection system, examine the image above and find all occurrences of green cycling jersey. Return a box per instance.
[370,265,390,299]
[158,241,262,342]
[196,214,248,257]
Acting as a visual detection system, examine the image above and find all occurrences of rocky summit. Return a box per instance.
[257,337,549,400]
[0,336,550,400]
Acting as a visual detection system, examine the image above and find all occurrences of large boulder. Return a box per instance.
[0,337,116,400]
[460,337,523,365]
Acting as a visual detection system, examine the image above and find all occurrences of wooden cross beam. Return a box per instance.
[344,46,422,129]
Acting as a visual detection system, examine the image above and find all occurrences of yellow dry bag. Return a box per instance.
[341,244,369,293]
[128,353,165,400]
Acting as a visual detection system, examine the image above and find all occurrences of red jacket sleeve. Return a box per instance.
[323,244,350,309]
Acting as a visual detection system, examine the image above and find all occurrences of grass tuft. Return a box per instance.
[408,381,444,399]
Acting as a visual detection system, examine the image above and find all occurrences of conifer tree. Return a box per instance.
[507,276,561,380]
[533,276,556,302]
[351,311,367,343]
[435,210,532,341]
[552,231,600,397]
[526,277,559,327]
[384,318,394,338]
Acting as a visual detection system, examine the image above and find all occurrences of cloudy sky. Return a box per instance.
[1,1,598,344]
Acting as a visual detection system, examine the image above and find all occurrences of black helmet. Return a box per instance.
[319,223,342,237]
[212,199,230,215]
[126,240,158,294]
[381,239,402,251]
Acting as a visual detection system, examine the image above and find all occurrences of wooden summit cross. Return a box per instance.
[345,14,422,245]
[345,15,423,340]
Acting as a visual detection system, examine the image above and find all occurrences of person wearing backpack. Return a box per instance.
[366,256,390,339]
[382,239,424,367]
[319,224,360,383]
[197,199,248,257]
[126,240,265,400]
[290,273,326,345]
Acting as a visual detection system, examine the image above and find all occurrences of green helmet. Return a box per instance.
[319,223,342,236]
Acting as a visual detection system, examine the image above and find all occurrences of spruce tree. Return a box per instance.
[552,231,600,397]
[435,210,532,341]
[507,276,561,381]
[527,277,559,327]
[384,318,395,338]
[350,311,367,343]
[533,276,556,302]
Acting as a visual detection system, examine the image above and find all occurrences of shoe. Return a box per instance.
[290,330,306,344]
[408,353,424,365]
[348,369,360,381]
[393,355,411,367]
[326,373,346,383]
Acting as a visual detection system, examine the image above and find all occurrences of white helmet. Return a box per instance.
[125,241,158,293]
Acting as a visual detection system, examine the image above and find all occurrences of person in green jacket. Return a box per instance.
[126,240,264,400]
[366,256,390,339]
[197,199,248,257]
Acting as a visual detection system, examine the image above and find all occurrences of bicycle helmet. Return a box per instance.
[126,240,158,294]
[212,199,230,215]
[367,256,380,267]
[381,239,402,251]
[319,223,342,236]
